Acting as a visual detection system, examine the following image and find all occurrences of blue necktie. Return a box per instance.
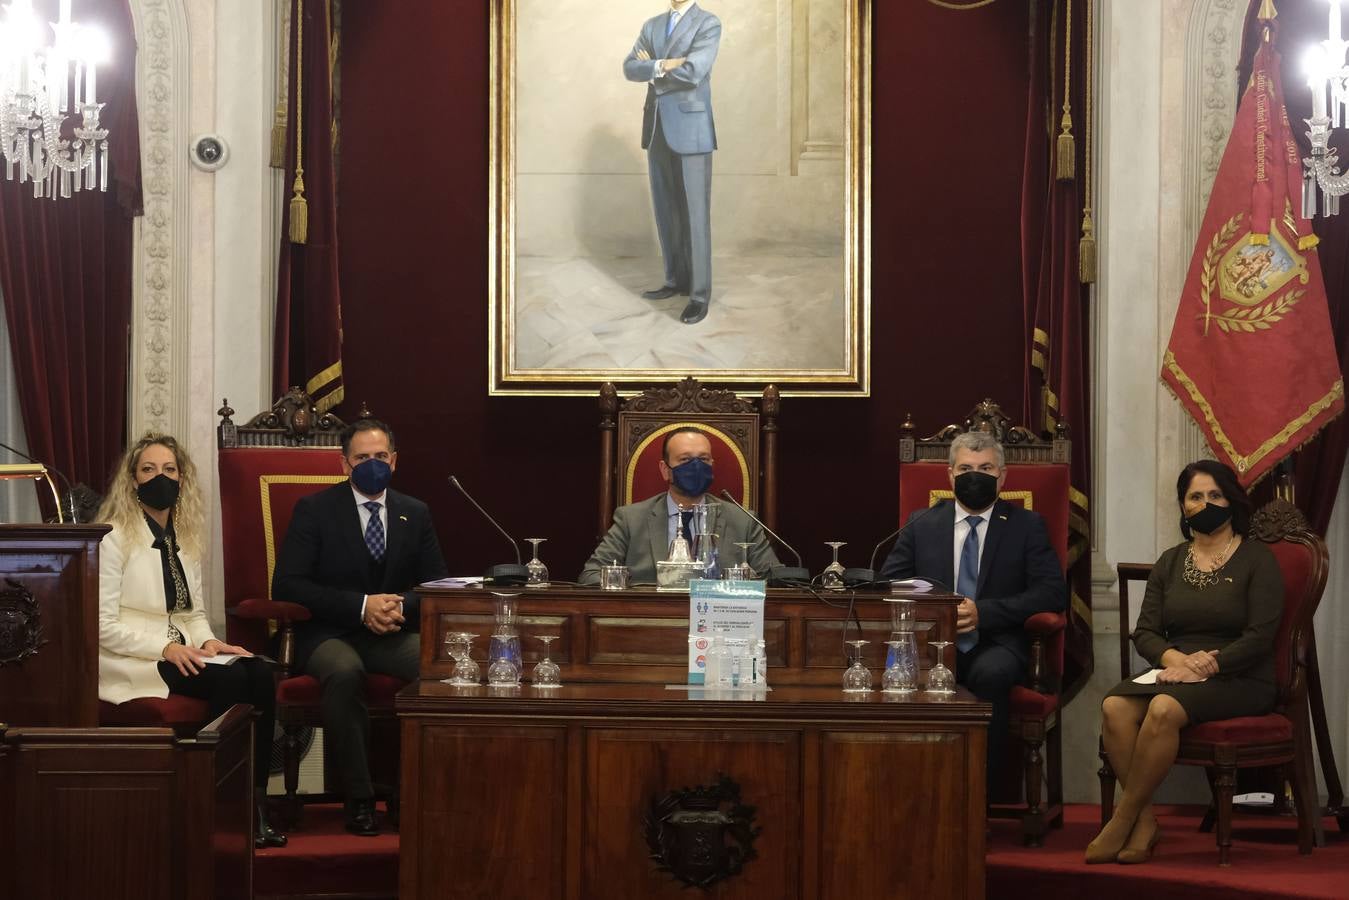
[667,11,679,36]
[956,515,982,653]
[364,501,386,561]
[679,508,694,542]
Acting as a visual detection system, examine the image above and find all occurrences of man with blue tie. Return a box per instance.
[879,431,1066,780]
[273,418,447,836]
[623,1,721,325]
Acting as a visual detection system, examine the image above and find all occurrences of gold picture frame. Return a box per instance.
[488,0,871,396]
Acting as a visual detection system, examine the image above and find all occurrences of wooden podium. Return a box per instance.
[401,586,989,899]
[0,523,108,727]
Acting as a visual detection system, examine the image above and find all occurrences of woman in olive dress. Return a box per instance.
[1087,460,1283,864]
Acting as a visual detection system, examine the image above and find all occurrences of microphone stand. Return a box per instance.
[717,489,810,586]
[447,476,529,586]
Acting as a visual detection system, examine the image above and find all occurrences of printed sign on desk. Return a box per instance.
[688,579,765,684]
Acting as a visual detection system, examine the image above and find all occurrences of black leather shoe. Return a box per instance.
[344,798,379,837]
[255,799,288,848]
[680,300,709,324]
[641,285,686,300]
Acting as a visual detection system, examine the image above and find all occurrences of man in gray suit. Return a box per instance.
[580,427,779,584]
[623,1,721,325]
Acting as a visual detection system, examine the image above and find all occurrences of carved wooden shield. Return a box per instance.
[642,774,760,889]
[0,578,44,666]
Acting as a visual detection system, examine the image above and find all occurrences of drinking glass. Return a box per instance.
[822,541,847,590]
[882,635,918,694]
[487,633,522,686]
[926,640,955,694]
[445,632,480,685]
[842,638,872,693]
[532,635,562,687]
[524,538,550,588]
[692,531,720,577]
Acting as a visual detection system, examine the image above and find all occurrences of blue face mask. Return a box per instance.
[669,457,714,496]
[351,458,392,495]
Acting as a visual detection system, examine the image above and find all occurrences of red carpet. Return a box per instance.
[255,803,1345,899]
[254,803,398,900]
[988,804,1347,900]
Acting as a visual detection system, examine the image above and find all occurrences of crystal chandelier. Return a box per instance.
[0,0,111,200]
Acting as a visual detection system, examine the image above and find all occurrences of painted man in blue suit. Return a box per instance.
[880,431,1067,781]
[623,1,721,325]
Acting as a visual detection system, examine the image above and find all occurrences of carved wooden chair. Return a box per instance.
[596,377,780,538]
[898,399,1074,845]
[1101,499,1330,865]
[217,388,401,827]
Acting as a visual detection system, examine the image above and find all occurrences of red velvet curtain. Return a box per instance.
[274,0,344,414]
[1021,0,1092,692]
[1238,1,1349,534]
[0,0,142,509]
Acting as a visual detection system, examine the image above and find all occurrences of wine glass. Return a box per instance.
[488,633,522,686]
[882,634,918,694]
[842,638,872,693]
[926,640,955,694]
[532,634,562,687]
[524,538,550,588]
[724,541,755,580]
[445,632,480,685]
[822,541,847,590]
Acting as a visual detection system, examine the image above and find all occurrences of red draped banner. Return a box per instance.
[1163,16,1344,487]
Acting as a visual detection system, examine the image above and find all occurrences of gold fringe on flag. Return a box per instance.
[288,0,308,244]
[1056,0,1075,182]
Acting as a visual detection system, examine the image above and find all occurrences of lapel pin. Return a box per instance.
[399,515,409,522]
[998,515,1008,521]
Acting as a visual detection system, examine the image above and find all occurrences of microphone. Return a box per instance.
[447,475,529,586]
[848,502,949,589]
[0,438,77,523]
[718,489,810,586]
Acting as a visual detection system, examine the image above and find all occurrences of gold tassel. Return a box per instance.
[270,118,287,169]
[1079,210,1096,283]
[1056,114,1075,181]
[289,173,308,244]
[1299,234,1320,250]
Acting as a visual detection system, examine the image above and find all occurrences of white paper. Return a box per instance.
[1132,668,1159,684]
[420,576,484,588]
[202,653,242,666]
[890,578,934,593]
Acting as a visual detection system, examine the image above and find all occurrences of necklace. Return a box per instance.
[1182,534,1236,590]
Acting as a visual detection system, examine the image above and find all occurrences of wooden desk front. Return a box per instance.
[418,584,959,686]
[397,681,988,900]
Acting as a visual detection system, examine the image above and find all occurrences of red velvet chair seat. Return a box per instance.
[99,695,212,727]
[1009,687,1059,718]
[275,673,405,706]
[1183,714,1293,746]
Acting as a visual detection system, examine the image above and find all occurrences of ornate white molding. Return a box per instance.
[128,0,191,438]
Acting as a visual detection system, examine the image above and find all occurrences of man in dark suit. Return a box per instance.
[880,431,1065,778]
[272,418,447,835]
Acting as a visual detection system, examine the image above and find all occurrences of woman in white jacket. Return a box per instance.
[97,432,285,848]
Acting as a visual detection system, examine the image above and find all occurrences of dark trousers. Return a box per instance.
[957,640,1024,784]
[158,656,275,789]
[305,629,419,801]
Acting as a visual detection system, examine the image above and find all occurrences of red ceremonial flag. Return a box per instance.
[1163,23,1344,486]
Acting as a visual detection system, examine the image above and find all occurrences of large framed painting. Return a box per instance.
[489,0,871,395]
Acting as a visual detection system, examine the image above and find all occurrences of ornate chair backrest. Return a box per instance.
[597,377,780,537]
[898,399,1073,681]
[216,388,363,648]
[1249,499,1330,712]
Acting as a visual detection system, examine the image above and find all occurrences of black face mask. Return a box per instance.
[1185,502,1233,535]
[953,471,999,511]
[136,473,180,511]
